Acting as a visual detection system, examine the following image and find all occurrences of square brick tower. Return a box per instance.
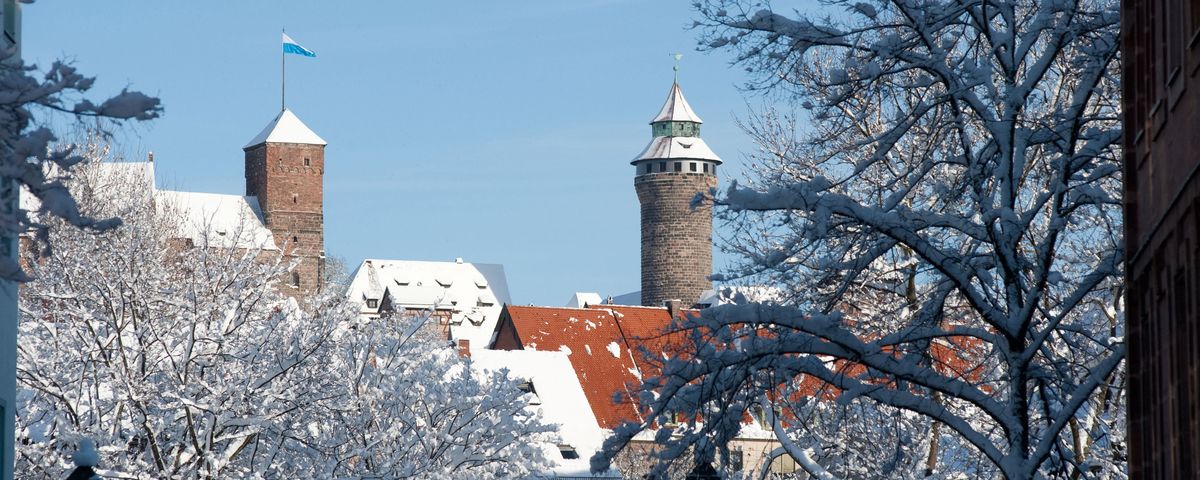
[243,108,326,295]
[632,81,721,307]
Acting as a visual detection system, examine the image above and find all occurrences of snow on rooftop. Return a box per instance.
[243,108,327,148]
[346,258,511,347]
[632,135,722,163]
[20,161,156,217]
[155,190,278,250]
[470,349,619,478]
[565,292,603,309]
[651,82,703,124]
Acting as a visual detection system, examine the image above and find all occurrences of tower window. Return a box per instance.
[703,163,709,173]
[292,235,299,244]
[293,193,298,204]
[292,272,301,287]
[304,157,311,166]
[674,162,682,172]
[659,162,666,172]
[690,162,697,172]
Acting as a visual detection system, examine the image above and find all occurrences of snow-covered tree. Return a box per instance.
[16,159,552,478]
[316,314,554,478]
[0,49,160,280]
[595,1,1125,478]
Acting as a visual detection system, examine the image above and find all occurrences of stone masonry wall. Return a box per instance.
[245,142,326,296]
[635,171,716,307]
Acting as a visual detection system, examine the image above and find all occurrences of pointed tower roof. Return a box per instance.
[244,108,327,149]
[651,82,703,124]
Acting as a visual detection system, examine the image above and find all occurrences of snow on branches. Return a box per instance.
[16,159,551,478]
[597,1,1126,478]
[0,49,161,280]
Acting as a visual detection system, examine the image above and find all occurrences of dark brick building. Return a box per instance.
[632,82,721,307]
[1121,1,1200,477]
[243,108,327,295]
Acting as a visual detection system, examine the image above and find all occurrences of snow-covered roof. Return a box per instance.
[632,135,722,163]
[243,108,327,148]
[610,290,640,306]
[155,190,278,250]
[470,349,620,478]
[565,292,603,309]
[651,82,703,124]
[20,160,157,216]
[346,258,512,347]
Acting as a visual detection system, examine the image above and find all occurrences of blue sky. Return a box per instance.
[23,1,763,306]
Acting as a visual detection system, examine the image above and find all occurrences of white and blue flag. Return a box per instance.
[282,33,316,57]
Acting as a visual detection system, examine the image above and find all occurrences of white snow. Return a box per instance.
[345,258,512,348]
[155,190,278,250]
[471,349,619,478]
[565,292,603,308]
[651,82,704,123]
[243,108,327,148]
[606,341,621,358]
[632,136,722,163]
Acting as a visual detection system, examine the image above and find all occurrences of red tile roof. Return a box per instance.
[501,306,648,428]
[498,303,987,430]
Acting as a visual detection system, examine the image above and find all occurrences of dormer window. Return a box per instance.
[366,299,378,309]
[558,445,579,460]
[518,380,541,405]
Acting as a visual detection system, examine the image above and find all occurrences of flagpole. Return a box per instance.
[281,27,286,111]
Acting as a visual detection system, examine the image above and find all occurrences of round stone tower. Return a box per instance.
[632,81,721,307]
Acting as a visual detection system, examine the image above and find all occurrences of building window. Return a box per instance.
[674,162,682,172]
[292,235,299,244]
[366,299,378,309]
[558,445,580,460]
[659,161,666,172]
[730,449,744,472]
[690,162,697,172]
[291,272,301,287]
[293,193,298,204]
[770,454,798,474]
[304,157,311,166]
[703,163,709,173]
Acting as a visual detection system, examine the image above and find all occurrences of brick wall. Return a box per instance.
[245,142,326,296]
[635,171,716,307]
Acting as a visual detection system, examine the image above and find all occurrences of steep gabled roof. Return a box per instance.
[244,108,327,148]
[651,82,703,124]
[500,306,646,428]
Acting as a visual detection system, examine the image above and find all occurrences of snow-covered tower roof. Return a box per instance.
[651,82,704,124]
[631,82,721,164]
[243,108,327,148]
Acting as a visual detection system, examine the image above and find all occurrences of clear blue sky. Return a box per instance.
[23,1,763,306]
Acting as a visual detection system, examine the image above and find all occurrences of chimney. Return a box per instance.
[457,339,471,358]
[665,299,682,318]
[147,151,154,162]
